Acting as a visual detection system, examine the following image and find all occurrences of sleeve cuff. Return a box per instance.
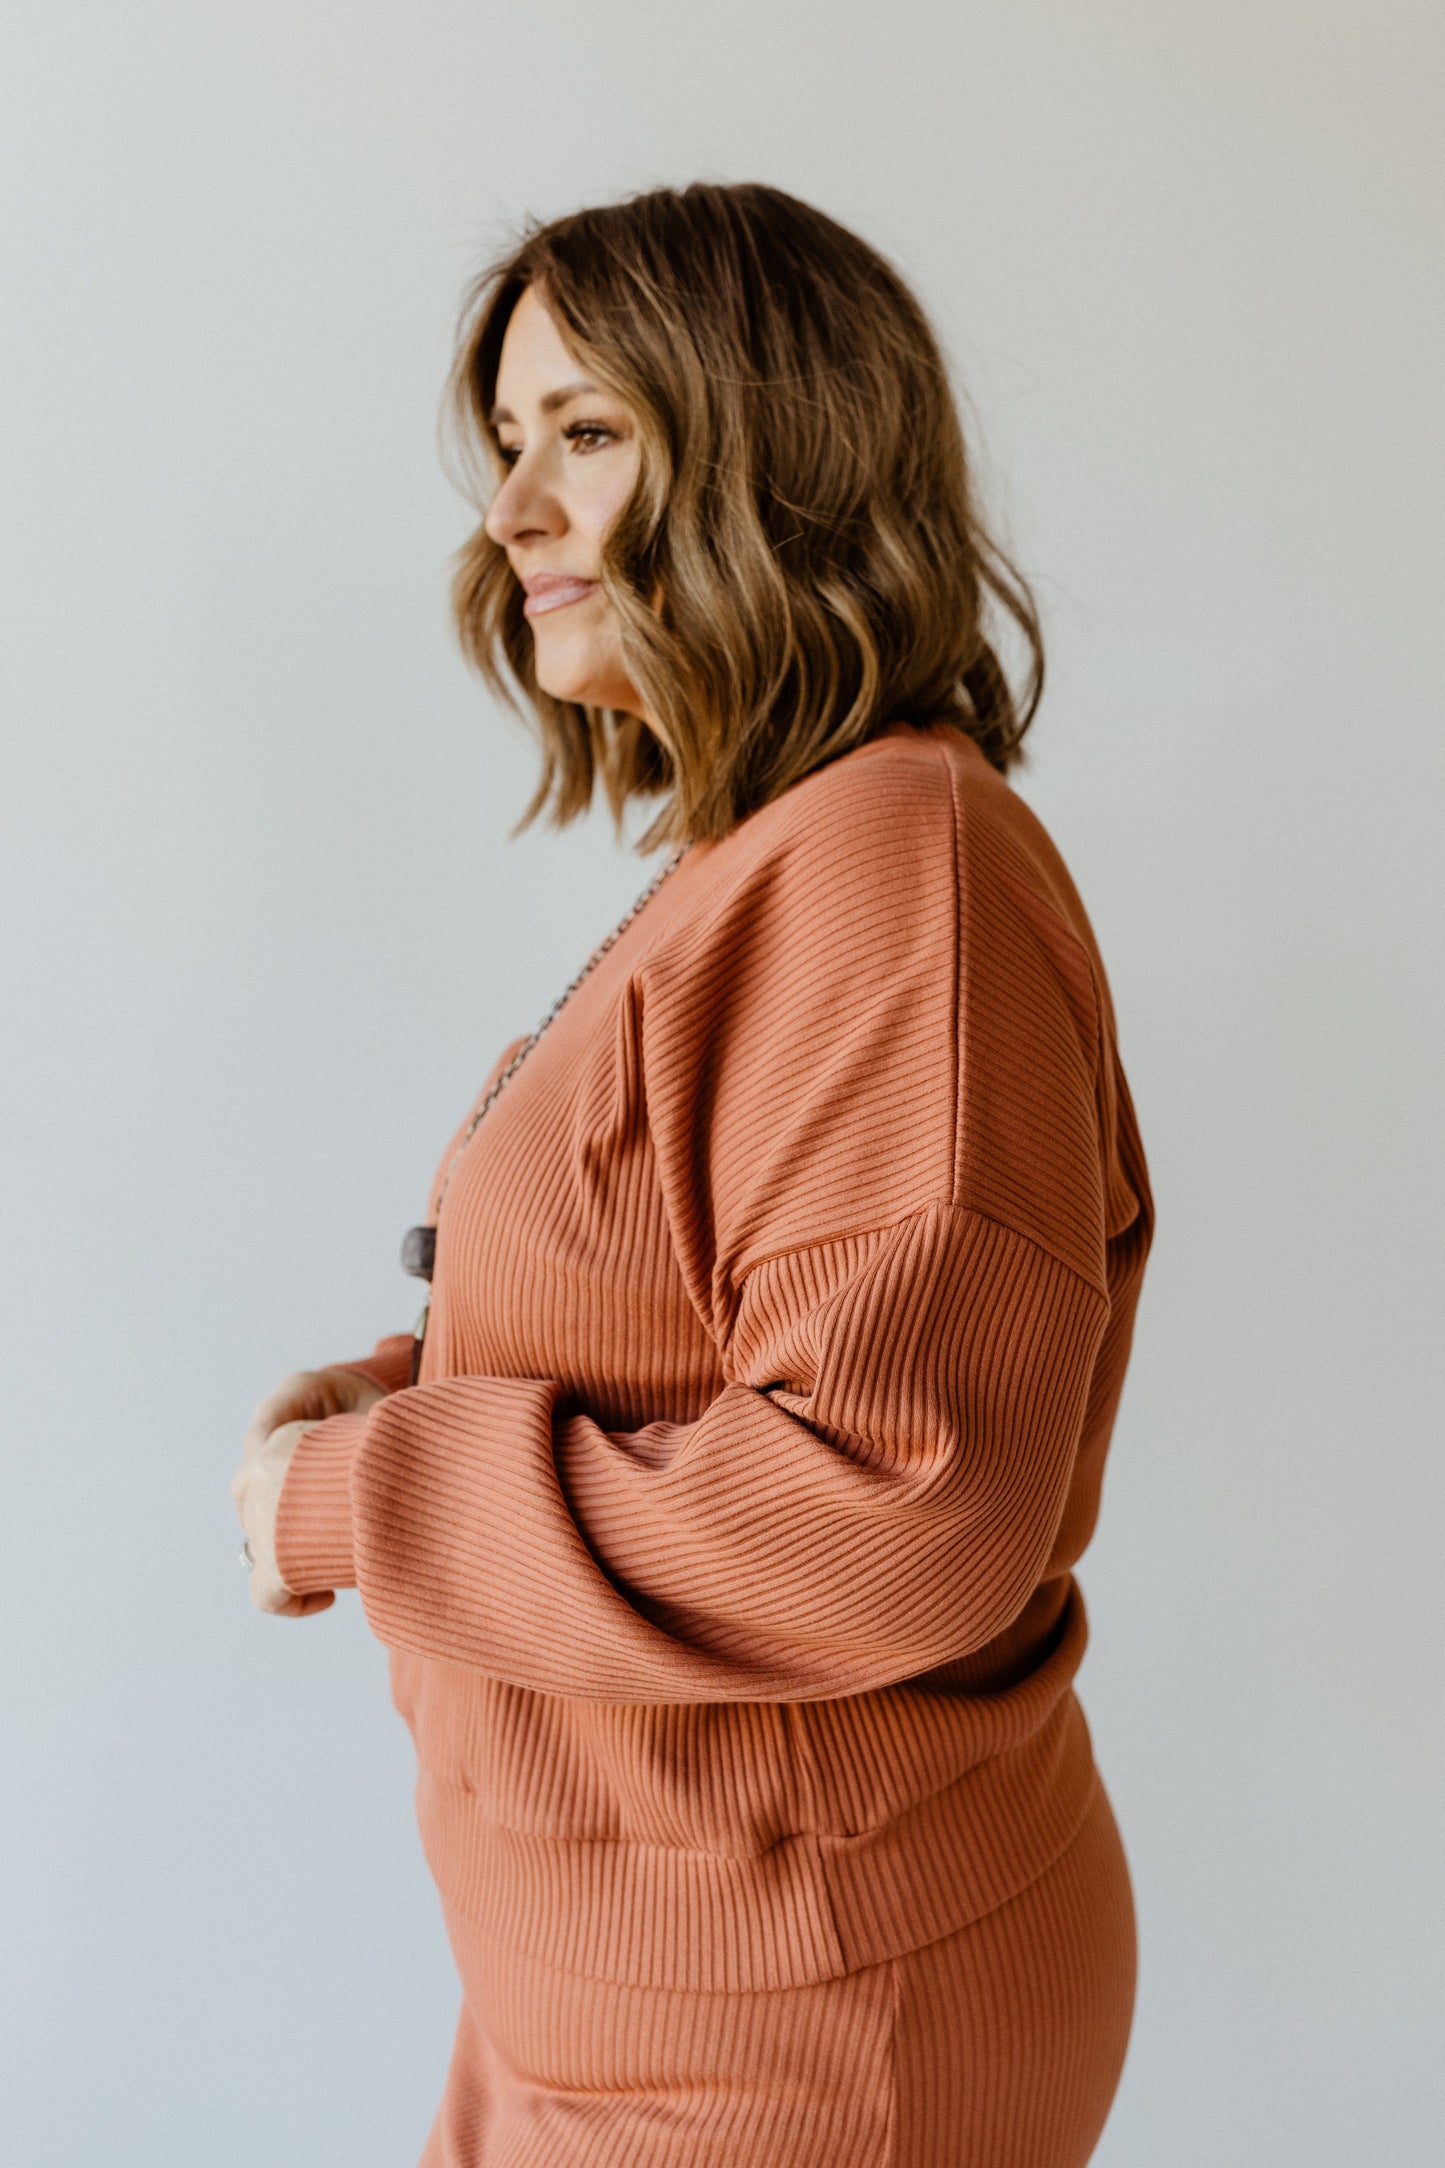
[334,1332,416,1396]
[275,1411,367,1593]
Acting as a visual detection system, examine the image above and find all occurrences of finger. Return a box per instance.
[230,1458,264,1524]
[246,1372,331,1448]
[241,1420,286,1463]
[243,1404,336,1465]
[248,1373,310,1429]
[255,1582,334,1618]
[242,1411,290,1461]
[249,1564,297,1614]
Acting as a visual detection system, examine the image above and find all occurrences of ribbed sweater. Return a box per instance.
[276,721,1152,1996]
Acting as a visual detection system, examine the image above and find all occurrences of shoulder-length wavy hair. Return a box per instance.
[447,182,1043,846]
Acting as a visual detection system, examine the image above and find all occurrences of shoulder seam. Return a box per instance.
[638,732,960,981]
[734,1198,1106,1304]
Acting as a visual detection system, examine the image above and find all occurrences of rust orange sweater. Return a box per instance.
[276,722,1151,1998]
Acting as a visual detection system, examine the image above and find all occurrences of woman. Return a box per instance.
[233,182,1152,2167]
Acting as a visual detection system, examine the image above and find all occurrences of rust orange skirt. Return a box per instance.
[419,1781,1135,2167]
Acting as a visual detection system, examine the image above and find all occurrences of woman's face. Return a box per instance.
[485,286,647,717]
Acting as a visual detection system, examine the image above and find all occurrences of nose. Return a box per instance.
[484,452,565,549]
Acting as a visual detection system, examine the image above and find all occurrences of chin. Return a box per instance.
[530,631,594,705]
[533,635,638,713]
[536,671,615,709]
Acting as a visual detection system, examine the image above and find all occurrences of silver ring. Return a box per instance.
[240,1537,255,1572]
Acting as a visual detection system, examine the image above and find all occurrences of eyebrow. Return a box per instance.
[490,379,600,427]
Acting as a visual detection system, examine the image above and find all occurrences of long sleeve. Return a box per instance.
[283,1206,1104,1700]
[276,731,1141,1705]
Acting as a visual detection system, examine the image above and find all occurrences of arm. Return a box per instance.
[277,1201,1105,1700]
[276,741,1124,1700]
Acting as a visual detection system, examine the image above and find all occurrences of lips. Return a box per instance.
[522,574,600,619]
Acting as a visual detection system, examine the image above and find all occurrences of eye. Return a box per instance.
[495,442,522,468]
[564,421,617,452]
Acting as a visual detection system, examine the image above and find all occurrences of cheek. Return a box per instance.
[572,455,641,550]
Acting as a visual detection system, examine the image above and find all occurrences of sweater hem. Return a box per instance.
[412,1691,1095,1992]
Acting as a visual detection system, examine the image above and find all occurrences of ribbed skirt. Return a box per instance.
[418,1780,1135,2167]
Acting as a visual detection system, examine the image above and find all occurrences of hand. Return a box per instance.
[232,1368,387,1618]
[244,1365,389,1455]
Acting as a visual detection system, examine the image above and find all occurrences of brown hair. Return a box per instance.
[447,182,1043,845]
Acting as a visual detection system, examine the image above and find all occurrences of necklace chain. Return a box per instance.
[429,843,689,1231]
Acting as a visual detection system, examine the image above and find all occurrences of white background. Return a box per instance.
[3,3,1441,2161]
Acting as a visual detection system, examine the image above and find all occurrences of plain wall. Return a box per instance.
[3,3,1441,2161]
